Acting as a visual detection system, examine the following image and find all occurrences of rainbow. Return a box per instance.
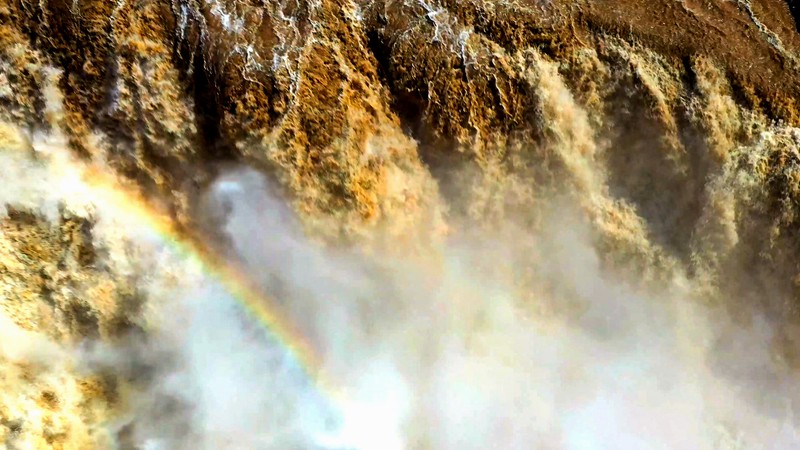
[40,142,343,403]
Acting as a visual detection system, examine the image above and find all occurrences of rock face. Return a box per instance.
[1,0,800,447]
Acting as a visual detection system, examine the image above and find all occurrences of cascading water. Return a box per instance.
[2,0,800,448]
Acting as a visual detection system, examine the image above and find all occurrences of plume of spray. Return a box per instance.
[92,166,797,449]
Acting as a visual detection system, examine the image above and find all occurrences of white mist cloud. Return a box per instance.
[113,166,796,450]
[0,312,65,365]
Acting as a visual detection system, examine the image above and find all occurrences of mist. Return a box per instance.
[85,166,799,449]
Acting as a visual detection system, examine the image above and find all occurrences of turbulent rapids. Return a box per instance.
[2,0,800,448]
